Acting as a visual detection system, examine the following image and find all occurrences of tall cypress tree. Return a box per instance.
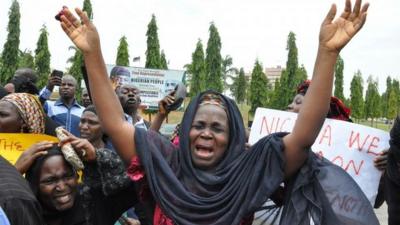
[381,76,392,118]
[334,55,345,100]
[187,40,206,98]
[249,60,269,114]
[160,50,168,69]
[0,0,21,84]
[231,67,247,104]
[116,36,130,66]
[364,76,380,125]
[34,25,51,88]
[274,32,300,109]
[350,70,364,120]
[205,23,223,92]
[387,88,397,120]
[145,15,161,69]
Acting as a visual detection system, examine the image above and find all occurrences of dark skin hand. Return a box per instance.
[374,149,388,171]
[58,130,97,162]
[15,141,54,174]
[46,75,62,91]
[149,90,175,132]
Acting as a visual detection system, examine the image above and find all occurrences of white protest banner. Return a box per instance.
[106,65,186,110]
[249,108,390,204]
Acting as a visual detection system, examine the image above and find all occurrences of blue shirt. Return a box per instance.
[0,207,10,225]
[40,87,85,136]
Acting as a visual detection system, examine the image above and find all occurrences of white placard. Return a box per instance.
[249,108,390,204]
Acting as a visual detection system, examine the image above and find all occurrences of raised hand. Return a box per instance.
[59,8,100,54]
[319,0,369,53]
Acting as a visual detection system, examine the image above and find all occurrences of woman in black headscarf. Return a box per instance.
[58,0,375,224]
[20,138,140,225]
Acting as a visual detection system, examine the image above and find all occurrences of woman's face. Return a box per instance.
[79,111,103,143]
[0,101,23,133]
[287,94,305,113]
[38,155,78,211]
[189,104,229,170]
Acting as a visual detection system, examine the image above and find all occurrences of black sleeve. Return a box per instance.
[1,199,43,225]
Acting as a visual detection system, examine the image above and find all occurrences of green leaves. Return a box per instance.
[0,0,21,84]
[145,15,162,69]
[249,60,269,114]
[205,23,223,92]
[116,36,130,67]
[35,25,51,88]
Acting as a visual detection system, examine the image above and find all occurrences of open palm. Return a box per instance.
[320,0,369,53]
[60,8,100,54]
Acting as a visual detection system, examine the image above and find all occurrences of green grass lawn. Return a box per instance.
[357,119,392,132]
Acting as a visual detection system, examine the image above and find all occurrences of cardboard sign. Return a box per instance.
[249,108,390,204]
[0,134,58,164]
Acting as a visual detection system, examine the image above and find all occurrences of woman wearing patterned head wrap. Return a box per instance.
[0,93,46,133]
[0,93,58,176]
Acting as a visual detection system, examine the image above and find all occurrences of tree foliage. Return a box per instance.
[271,32,301,110]
[205,23,223,92]
[186,40,206,98]
[350,70,364,120]
[0,0,21,84]
[116,36,130,66]
[82,0,93,20]
[387,88,397,120]
[249,60,269,114]
[221,55,238,92]
[160,50,168,69]
[34,25,51,88]
[145,15,161,69]
[364,76,380,124]
[231,68,247,104]
[334,55,345,100]
[381,76,392,118]
[18,49,35,69]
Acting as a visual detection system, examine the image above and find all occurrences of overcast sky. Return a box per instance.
[0,0,399,97]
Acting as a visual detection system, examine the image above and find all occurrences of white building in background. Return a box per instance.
[265,66,284,88]
[245,65,284,89]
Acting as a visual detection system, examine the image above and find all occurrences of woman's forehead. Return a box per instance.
[0,100,18,112]
[195,104,228,120]
[40,155,71,174]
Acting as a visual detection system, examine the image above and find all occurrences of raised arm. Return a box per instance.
[60,8,136,163]
[283,0,369,177]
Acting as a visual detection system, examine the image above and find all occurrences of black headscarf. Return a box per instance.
[25,146,76,197]
[134,90,286,224]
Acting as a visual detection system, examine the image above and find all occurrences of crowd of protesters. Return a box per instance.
[1,0,399,225]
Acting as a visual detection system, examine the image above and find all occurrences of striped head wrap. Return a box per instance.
[1,93,45,133]
[199,93,226,110]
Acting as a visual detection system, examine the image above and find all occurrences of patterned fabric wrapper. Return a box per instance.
[1,93,45,133]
